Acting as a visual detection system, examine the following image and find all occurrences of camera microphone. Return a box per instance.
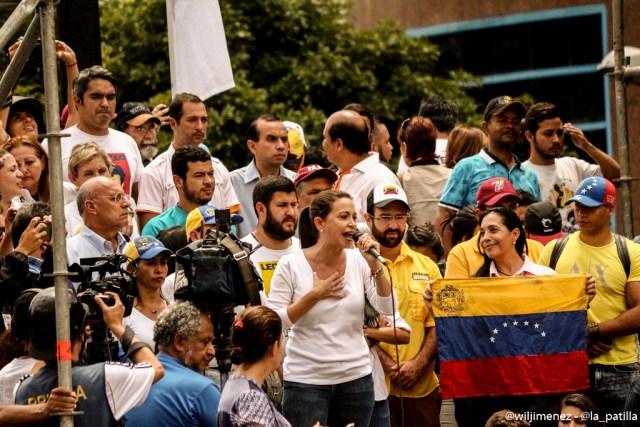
[352,231,387,265]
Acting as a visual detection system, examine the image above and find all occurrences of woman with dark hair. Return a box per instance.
[558,393,598,427]
[447,204,479,247]
[218,305,298,427]
[406,222,446,276]
[399,117,451,227]
[268,190,393,427]
[2,136,50,203]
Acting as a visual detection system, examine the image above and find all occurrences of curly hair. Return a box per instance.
[153,301,202,352]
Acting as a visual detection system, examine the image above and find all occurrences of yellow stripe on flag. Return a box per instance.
[432,274,588,317]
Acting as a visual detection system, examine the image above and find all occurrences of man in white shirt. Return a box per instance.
[240,175,301,296]
[323,109,401,223]
[42,66,144,199]
[522,102,620,232]
[230,115,296,238]
[136,93,239,230]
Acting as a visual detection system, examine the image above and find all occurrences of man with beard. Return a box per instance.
[522,102,619,232]
[434,96,540,255]
[115,102,161,167]
[241,175,300,296]
[121,301,220,427]
[365,183,443,427]
[141,146,214,237]
[136,93,239,230]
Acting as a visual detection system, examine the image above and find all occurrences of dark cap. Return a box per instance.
[476,177,519,208]
[483,96,526,122]
[524,202,564,245]
[8,96,46,136]
[115,102,161,130]
[29,287,87,361]
[294,164,338,187]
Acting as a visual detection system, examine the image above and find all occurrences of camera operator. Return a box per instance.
[14,287,164,427]
[10,203,52,276]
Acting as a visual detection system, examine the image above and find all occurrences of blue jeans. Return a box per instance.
[589,363,639,426]
[369,399,391,427]
[283,374,375,427]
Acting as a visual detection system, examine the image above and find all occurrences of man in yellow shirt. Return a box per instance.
[538,176,640,420]
[445,177,544,279]
[366,183,442,427]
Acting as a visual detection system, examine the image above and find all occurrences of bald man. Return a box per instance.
[322,109,400,222]
[66,176,132,270]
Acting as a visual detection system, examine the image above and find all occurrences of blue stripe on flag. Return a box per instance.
[435,310,587,362]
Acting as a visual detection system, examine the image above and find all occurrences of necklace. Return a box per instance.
[137,300,165,315]
[496,268,515,277]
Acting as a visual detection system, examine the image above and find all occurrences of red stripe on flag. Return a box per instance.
[440,351,589,399]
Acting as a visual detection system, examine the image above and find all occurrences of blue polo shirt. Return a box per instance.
[141,204,188,237]
[125,353,220,427]
[439,148,541,211]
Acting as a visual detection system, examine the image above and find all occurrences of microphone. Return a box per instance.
[352,231,387,266]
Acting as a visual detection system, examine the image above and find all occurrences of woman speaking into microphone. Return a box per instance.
[267,190,394,427]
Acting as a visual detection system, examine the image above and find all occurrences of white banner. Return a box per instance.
[167,0,235,100]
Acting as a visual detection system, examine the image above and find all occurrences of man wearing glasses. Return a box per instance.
[66,176,132,278]
[364,183,443,427]
[115,102,162,167]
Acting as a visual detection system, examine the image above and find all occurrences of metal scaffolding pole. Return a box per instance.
[612,0,634,238]
[39,0,75,425]
[0,0,39,50]
[0,14,39,105]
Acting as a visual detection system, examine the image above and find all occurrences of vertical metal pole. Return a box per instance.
[39,1,74,426]
[613,0,633,238]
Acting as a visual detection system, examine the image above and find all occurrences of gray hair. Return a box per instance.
[154,301,203,352]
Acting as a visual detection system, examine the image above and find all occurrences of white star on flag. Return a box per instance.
[524,321,529,326]
[503,322,508,327]
[493,329,499,334]
[541,332,547,337]
[490,337,496,343]
[534,323,540,328]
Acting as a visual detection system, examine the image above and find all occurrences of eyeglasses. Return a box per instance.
[371,214,410,224]
[95,193,131,204]
[130,125,158,135]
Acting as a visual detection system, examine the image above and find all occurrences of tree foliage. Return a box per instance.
[4,0,481,169]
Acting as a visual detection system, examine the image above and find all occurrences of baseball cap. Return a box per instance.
[115,102,161,129]
[294,164,338,187]
[29,287,87,361]
[524,202,564,245]
[476,177,520,208]
[185,205,244,237]
[483,96,526,122]
[565,176,616,208]
[124,236,174,266]
[283,121,307,163]
[366,183,410,212]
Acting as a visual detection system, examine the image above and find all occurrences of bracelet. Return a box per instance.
[66,61,77,68]
[125,341,152,358]
[370,267,384,278]
[120,326,135,353]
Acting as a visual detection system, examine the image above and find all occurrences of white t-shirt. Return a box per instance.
[523,156,601,232]
[42,126,144,195]
[122,306,163,350]
[370,312,411,401]
[0,357,37,404]
[267,249,394,385]
[240,234,301,296]
[136,143,239,215]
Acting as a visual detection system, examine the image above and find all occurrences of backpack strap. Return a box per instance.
[219,235,262,306]
[614,234,631,279]
[549,235,570,271]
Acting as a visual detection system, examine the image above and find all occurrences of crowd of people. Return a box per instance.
[0,55,639,427]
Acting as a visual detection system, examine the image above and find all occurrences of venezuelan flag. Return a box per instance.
[432,275,589,399]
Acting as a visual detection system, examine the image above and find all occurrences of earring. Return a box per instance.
[512,241,516,245]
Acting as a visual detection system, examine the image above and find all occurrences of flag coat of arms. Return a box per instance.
[432,275,589,399]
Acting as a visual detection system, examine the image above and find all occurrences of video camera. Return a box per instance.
[175,208,262,386]
[69,254,136,363]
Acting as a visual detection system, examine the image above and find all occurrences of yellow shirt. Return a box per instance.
[378,242,442,398]
[538,234,640,365]
[445,234,544,279]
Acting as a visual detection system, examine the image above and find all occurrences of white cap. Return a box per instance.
[367,183,410,212]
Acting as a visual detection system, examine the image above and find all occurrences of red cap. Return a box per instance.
[294,164,338,187]
[476,177,519,208]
